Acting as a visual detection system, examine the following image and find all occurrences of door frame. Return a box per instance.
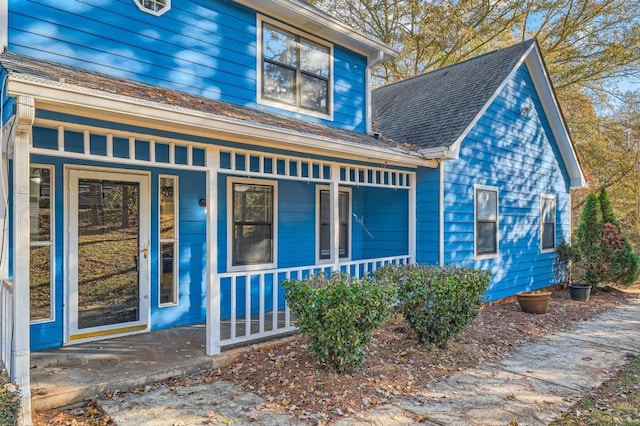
[64,165,151,345]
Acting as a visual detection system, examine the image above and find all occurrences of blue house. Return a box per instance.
[0,0,583,423]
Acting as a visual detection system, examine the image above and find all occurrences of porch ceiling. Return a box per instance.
[1,53,437,168]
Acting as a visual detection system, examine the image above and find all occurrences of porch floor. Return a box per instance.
[29,324,292,411]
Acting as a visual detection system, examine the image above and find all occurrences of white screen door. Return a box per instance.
[67,169,150,343]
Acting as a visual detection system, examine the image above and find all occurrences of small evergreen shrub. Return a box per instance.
[282,272,396,373]
[0,374,20,426]
[375,264,490,346]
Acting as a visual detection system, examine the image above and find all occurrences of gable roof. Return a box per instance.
[372,39,586,188]
[1,52,436,167]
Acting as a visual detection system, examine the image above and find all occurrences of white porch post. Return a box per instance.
[408,173,416,264]
[206,147,220,356]
[13,96,34,425]
[330,164,340,272]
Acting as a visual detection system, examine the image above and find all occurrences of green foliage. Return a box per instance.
[0,374,20,426]
[599,188,619,227]
[569,191,639,289]
[282,272,396,373]
[375,264,490,346]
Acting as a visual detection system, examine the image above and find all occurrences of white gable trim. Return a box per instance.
[233,0,397,63]
[7,74,436,168]
[524,46,586,189]
[423,42,586,189]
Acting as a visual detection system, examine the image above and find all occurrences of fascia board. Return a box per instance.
[233,0,397,62]
[524,48,587,189]
[7,76,434,167]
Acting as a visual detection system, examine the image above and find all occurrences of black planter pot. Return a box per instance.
[569,283,591,302]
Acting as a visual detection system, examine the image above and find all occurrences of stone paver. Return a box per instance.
[97,299,640,425]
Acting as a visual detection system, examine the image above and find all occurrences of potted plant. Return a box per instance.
[556,241,592,302]
[516,290,552,314]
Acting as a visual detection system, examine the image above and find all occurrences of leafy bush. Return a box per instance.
[567,189,639,289]
[0,374,20,426]
[375,264,490,346]
[282,272,395,373]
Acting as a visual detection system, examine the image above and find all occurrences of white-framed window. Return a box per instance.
[159,175,178,306]
[228,178,277,271]
[134,0,170,16]
[317,187,351,262]
[29,165,55,323]
[257,16,333,119]
[541,195,556,251]
[475,185,499,258]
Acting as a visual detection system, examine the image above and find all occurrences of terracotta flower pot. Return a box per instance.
[516,291,551,314]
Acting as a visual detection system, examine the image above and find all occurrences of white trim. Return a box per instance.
[257,15,334,121]
[233,0,397,62]
[408,174,416,264]
[439,163,445,266]
[28,164,55,324]
[158,174,179,307]
[474,184,499,260]
[226,176,278,273]
[316,185,352,264]
[133,0,171,17]
[206,147,220,356]
[0,0,7,52]
[13,95,34,425]
[540,194,557,253]
[524,47,586,188]
[8,76,435,168]
[65,166,151,345]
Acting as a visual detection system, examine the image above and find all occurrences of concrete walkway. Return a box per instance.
[95,299,640,425]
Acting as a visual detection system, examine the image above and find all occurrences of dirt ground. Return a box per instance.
[34,285,639,425]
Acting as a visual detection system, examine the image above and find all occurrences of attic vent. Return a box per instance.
[135,0,170,16]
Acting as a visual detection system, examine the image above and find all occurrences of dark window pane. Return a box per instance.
[300,74,328,112]
[320,223,330,259]
[234,224,273,265]
[477,189,497,221]
[263,62,296,105]
[301,39,329,77]
[263,25,297,67]
[476,222,497,255]
[542,223,555,249]
[30,245,52,321]
[30,167,52,242]
[234,184,273,222]
[339,224,348,257]
[159,177,175,240]
[542,198,555,223]
[160,242,176,305]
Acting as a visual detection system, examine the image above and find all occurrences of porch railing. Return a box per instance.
[216,255,411,350]
[0,279,13,376]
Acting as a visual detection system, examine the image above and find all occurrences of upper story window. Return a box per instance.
[475,186,499,258]
[135,0,170,16]
[259,18,333,118]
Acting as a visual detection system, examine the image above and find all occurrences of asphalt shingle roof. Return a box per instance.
[0,52,398,152]
[372,40,536,150]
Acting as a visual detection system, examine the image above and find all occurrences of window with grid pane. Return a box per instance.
[134,0,170,16]
[541,196,556,250]
[319,190,349,260]
[261,22,330,115]
[475,187,498,256]
[233,183,274,266]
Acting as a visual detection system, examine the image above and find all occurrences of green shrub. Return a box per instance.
[0,374,20,426]
[282,272,396,373]
[376,264,490,346]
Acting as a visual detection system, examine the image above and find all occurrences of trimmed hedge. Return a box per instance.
[283,272,395,373]
[375,264,490,346]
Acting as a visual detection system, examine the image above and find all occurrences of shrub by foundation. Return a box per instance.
[283,272,396,373]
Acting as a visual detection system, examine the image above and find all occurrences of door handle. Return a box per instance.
[141,243,148,259]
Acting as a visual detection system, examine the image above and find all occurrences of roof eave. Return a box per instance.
[234,0,398,62]
[7,75,434,167]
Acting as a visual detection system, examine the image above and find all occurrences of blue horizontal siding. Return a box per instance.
[416,166,440,265]
[443,63,571,301]
[9,0,368,131]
